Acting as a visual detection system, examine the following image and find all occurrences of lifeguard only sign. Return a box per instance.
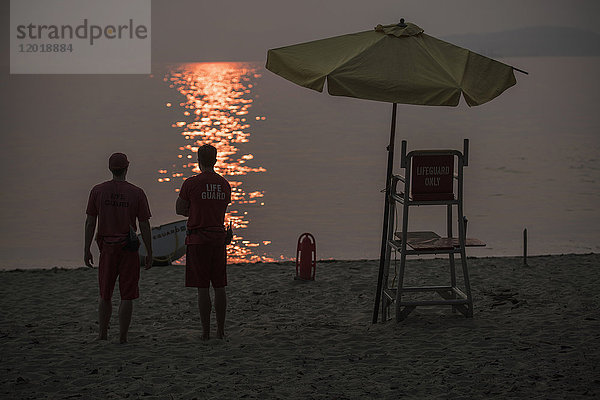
[411,155,454,201]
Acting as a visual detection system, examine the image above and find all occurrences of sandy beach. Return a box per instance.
[1,253,599,399]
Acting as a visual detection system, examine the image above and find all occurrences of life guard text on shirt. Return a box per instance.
[202,184,227,200]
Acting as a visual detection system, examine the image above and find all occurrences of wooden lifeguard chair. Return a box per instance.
[380,139,485,322]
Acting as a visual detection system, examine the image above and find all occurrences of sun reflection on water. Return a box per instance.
[162,62,276,263]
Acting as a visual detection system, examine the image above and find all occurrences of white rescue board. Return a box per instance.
[138,220,187,266]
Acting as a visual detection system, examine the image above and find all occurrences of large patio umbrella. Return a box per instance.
[265,20,526,323]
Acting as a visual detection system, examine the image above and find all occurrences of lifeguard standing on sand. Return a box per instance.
[84,153,153,343]
[176,144,231,340]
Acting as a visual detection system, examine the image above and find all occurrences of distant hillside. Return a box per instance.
[443,26,600,57]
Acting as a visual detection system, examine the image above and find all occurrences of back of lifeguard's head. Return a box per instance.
[198,144,217,169]
[108,152,129,177]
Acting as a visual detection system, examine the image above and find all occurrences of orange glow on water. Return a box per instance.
[161,62,277,263]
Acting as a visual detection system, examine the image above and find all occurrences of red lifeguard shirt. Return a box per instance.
[86,180,152,240]
[179,171,231,244]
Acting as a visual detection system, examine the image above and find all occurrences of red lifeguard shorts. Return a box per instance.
[98,241,140,300]
[185,244,227,288]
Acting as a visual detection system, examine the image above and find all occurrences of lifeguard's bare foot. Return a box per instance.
[201,333,210,341]
[216,331,226,340]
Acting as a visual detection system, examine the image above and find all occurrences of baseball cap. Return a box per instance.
[109,153,129,169]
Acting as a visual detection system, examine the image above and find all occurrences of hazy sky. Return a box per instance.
[2,0,600,63]
[151,0,600,61]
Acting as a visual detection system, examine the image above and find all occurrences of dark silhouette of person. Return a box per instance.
[176,144,231,340]
[84,153,153,343]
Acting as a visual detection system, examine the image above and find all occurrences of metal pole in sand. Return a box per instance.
[372,102,398,324]
[523,228,528,266]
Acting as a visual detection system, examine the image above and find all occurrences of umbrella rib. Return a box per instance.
[512,66,529,75]
[413,35,465,90]
[325,33,387,78]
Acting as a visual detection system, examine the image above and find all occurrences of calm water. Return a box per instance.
[0,57,599,269]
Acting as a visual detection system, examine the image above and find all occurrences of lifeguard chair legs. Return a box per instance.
[386,213,474,322]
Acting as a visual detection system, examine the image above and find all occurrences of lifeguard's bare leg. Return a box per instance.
[119,300,133,343]
[98,298,112,340]
[198,288,211,340]
[214,287,226,339]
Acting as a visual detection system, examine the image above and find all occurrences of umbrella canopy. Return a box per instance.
[266,22,517,107]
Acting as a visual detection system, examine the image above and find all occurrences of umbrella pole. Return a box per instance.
[372,102,397,323]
